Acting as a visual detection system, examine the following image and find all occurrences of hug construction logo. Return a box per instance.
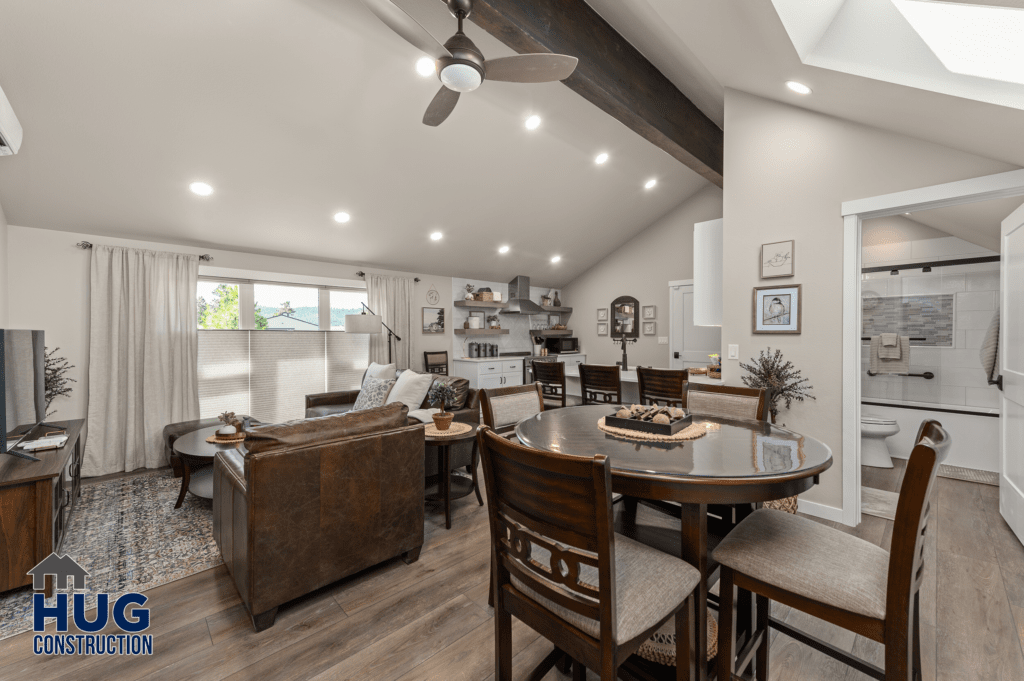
[27,553,153,657]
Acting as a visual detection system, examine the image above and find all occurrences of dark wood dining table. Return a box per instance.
[515,404,833,681]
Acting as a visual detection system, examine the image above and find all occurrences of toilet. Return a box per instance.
[861,413,900,468]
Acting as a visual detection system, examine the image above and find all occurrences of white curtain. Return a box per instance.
[84,246,200,476]
[366,273,414,371]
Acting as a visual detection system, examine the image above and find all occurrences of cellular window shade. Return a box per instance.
[198,331,250,418]
[198,331,370,424]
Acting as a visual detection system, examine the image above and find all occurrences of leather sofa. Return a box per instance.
[212,403,425,631]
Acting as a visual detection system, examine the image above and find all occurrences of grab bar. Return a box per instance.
[861,337,927,341]
[866,370,934,379]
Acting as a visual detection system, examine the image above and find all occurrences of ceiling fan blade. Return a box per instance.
[484,54,579,83]
[361,0,451,61]
[423,86,460,126]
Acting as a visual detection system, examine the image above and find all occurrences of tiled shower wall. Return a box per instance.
[861,262,1000,410]
[862,294,954,347]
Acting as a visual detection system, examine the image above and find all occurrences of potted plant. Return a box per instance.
[739,348,816,424]
[427,381,459,431]
[487,314,501,329]
[707,353,722,378]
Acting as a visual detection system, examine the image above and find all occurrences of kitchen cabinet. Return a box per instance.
[453,358,523,390]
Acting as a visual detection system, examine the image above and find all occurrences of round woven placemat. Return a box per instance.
[637,608,718,665]
[424,421,474,439]
[206,433,246,444]
[597,418,709,442]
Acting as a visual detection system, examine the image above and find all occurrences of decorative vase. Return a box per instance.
[553,291,561,307]
[464,291,475,300]
[432,412,454,431]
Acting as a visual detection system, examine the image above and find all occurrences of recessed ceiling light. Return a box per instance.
[525,115,541,130]
[786,81,812,95]
[595,152,609,165]
[550,255,561,264]
[189,181,213,196]
[430,231,443,241]
[416,57,435,78]
[334,212,351,224]
[644,178,658,190]
[498,245,510,254]
[905,212,912,215]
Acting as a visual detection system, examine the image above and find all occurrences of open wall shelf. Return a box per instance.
[454,328,510,336]
[454,300,507,310]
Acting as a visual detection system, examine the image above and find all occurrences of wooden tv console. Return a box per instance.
[0,419,84,594]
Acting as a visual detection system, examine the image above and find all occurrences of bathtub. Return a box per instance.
[861,398,1000,473]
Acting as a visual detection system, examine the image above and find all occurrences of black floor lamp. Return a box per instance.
[345,303,402,364]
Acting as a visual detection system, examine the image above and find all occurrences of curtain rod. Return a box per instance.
[355,270,420,283]
[76,241,214,262]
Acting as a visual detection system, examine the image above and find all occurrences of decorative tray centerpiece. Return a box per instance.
[604,405,692,436]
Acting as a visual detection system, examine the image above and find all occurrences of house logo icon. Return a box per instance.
[27,553,89,591]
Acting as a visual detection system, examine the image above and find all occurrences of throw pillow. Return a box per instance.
[385,370,435,409]
[351,377,396,412]
[363,362,397,387]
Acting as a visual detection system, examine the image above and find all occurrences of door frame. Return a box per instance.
[668,279,693,371]
[840,168,1024,527]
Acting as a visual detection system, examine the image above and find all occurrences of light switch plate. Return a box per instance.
[728,344,739,360]
[658,337,668,345]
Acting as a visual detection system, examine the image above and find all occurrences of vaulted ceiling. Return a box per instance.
[0,0,711,288]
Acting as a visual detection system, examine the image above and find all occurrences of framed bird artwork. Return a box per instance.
[761,240,795,278]
[753,284,802,334]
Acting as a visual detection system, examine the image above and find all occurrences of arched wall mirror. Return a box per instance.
[611,296,639,338]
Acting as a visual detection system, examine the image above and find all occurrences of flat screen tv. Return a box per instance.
[2,329,47,460]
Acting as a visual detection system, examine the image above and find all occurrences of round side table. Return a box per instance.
[424,424,482,529]
[171,426,245,508]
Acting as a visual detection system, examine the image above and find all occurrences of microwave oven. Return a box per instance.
[543,336,579,354]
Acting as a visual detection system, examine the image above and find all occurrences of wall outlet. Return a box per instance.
[728,344,739,360]
[658,337,668,345]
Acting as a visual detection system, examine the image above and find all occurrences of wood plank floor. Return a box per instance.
[2,462,1023,680]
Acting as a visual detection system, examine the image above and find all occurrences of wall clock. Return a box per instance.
[426,284,440,305]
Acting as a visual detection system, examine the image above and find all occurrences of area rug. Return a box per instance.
[937,464,999,487]
[0,469,223,640]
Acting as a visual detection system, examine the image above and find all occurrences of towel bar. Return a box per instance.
[861,336,926,341]
[866,370,934,379]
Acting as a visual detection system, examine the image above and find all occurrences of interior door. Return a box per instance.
[669,282,721,371]
[1001,201,1024,545]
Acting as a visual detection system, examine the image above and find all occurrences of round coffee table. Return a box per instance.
[172,426,245,508]
[424,424,482,529]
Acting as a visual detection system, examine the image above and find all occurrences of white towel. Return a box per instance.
[979,310,1000,386]
[870,336,910,375]
[878,333,902,360]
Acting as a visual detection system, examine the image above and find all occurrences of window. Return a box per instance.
[197,281,241,330]
[196,277,370,421]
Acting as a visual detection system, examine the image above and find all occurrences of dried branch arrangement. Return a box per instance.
[739,347,815,424]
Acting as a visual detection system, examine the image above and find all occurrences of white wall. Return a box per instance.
[0,200,8,327]
[561,185,723,367]
[721,89,1017,514]
[5,225,452,430]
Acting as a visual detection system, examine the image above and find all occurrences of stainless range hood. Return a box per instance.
[501,275,545,315]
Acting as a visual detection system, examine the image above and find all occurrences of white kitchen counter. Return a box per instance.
[455,352,585,362]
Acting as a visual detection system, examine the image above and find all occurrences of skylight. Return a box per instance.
[892,0,1024,86]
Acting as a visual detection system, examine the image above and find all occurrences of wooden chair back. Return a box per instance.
[423,351,449,375]
[532,360,568,408]
[885,420,949,636]
[476,426,618,641]
[636,367,688,408]
[683,383,767,422]
[579,364,622,406]
[480,383,545,436]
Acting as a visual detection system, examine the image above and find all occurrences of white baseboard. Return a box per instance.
[797,499,846,524]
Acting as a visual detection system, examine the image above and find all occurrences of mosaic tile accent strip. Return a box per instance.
[0,470,222,640]
[862,293,954,347]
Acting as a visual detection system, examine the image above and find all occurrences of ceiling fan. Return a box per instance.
[362,0,579,126]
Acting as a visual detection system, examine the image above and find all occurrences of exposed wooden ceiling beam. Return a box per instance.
[460,0,724,187]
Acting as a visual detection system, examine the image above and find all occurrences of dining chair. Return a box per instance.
[637,368,689,408]
[476,426,701,681]
[532,360,581,409]
[479,383,545,439]
[713,420,950,681]
[423,350,449,375]
[579,364,623,406]
[684,383,767,421]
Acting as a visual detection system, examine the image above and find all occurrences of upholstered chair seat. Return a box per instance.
[512,535,701,643]
[714,509,889,620]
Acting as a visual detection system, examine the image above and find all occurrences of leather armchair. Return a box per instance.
[213,403,425,631]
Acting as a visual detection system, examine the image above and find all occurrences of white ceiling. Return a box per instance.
[903,195,1024,251]
[0,0,711,288]
[597,1,1024,172]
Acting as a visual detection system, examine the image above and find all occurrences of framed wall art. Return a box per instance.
[643,321,656,336]
[753,284,801,334]
[597,322,608,336]
[422,307,445,334]
[761,240,795,278]
[642,305,656,320]
[597,308,608,322]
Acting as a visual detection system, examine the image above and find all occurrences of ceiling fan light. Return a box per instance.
[439,63,482,92]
